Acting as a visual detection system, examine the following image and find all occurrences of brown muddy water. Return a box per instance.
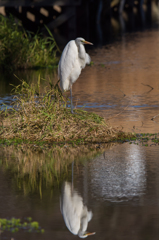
[0,29,159,240]
[73,30,159,134]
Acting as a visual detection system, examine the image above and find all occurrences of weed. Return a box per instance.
[0,141,116,195]
[0,217,44,233]
[0,15,59,71]
[0,76,133,143]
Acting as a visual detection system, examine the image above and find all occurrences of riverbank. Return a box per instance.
[0,108,134,146]
[0,77,135,146]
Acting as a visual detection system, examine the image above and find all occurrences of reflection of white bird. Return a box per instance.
[60,181,95,238]
[58,38,93,113]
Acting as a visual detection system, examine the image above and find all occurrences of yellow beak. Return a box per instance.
[83,40,93,45]
[85,232,96,236]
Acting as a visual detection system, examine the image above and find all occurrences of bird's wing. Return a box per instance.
[87,210,93,222]
[85,53,91,65]
[58,40,78,91]
[60,182,83,235]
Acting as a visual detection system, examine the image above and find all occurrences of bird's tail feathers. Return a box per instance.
[60,79,70,92]
[87,211,93,222]
[85,53,91,65]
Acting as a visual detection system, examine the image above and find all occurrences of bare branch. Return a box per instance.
[141,83,154,94]
[111,85,126,97]
[141,83,154,89]
[151,113,159,121]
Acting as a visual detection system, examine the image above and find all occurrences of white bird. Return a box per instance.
[58,37,93,113]
[60,181,95,238]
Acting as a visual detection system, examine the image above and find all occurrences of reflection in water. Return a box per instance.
[0,144,105,196]
[60,181,95,238]
[90,144,146,201]
[0,142,159,240]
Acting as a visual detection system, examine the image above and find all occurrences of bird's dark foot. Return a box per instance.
[71,107,78,114]
[71,109,82,115]
[71,105,75,114]
[71,110,77,114]
[71,107,74,114]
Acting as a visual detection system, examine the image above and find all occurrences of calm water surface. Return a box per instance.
[0,27,159,240]
[0,142,159,240]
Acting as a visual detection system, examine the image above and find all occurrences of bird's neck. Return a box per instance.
[78,44,86,60]
[78,230,86,238]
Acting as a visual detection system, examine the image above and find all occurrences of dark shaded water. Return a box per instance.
[0,142,159,240]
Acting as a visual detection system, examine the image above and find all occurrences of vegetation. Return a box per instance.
[0,217,44,233]
[0,15,133,144]
[0,133,158,197]
[0,75,133,143]
[0,15,59,71]
[129,133,159,145]
[0,142,114,196]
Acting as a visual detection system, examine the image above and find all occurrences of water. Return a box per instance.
[1,30,159,132]
[0,142,159,240]
[73,30,159,133]
[1,7,159,240]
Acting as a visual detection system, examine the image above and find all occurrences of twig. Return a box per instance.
[141,83,154,93]
[111,84,126,97]
[141,83,154,89]
[151,113,159,120]
[106,105,129,120]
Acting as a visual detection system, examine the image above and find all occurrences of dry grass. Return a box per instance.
[0,76,132,143]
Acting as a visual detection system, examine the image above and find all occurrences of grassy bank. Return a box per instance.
[0,76,134,144]
[0,15,59,71]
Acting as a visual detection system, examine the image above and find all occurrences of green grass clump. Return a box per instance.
[0,75,130,143]
[127,133,159,146]
[0,217,44,233]
[0,15,59,71]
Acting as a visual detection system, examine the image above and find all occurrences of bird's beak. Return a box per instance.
[83,40,93,45]
[85,232,96,236]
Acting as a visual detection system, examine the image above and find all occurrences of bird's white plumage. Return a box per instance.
[60,181,93,238]
[85,53,91,66]
[58,40,80,91]
[58,38,92,92]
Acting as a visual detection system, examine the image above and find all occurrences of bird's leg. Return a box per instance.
[70,86,74,114]
[72,161,74,191]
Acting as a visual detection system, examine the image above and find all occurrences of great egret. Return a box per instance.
[58,37,93,113]
[60,181,95,238]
